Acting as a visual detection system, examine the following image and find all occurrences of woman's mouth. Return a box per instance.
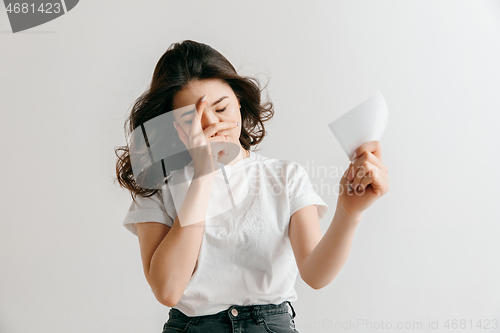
[217,148,229,159]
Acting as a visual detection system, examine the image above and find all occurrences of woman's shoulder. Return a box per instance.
[252,151,289,167]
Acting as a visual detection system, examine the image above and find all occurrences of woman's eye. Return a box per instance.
[186,107,226,124]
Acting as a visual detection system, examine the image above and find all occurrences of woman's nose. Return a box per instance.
[201,110,220,128]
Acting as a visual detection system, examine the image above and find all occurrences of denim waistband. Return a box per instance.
[169,300,296,322]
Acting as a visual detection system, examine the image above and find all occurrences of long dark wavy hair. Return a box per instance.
[114,40,274,203]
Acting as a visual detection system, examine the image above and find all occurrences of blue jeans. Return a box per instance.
[162,300,299,333]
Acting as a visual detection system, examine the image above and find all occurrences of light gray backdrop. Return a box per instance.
[1,1,499,332]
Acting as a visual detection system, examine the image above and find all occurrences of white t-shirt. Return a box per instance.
[122,150,328,317]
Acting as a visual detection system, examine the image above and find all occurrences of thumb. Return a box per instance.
[173,121,188,147]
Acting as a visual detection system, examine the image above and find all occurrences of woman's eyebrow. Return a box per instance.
[180,96,229,118]
[211,96,228,107]
[180,110,194,118]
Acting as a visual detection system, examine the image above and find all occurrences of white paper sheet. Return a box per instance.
[328,91,389,160]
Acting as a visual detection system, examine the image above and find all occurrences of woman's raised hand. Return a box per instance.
[173,95,238,178]
[337,140,389,217]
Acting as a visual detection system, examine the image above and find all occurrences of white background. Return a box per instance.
[1,1,499,332]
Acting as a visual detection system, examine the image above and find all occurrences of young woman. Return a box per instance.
[115,40,389,333]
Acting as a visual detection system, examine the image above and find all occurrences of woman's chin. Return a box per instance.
[216,148,228,163]
[215,143,241,165]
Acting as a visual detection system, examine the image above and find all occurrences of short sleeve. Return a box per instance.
[122,190,174,237]
[288,162,329,220]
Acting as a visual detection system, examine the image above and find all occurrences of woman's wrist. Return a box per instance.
[334,203,363,227]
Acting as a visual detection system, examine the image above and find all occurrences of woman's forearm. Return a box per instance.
[301,206,362,290]
[149,173,215,306]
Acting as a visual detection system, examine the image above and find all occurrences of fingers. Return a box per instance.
[173,115,231,150]
[188,96,207,139]
[344,140,389,196]
[205,133,228,160]
[207,134,227,143]
[349,151,386,176]
[351,168,373,194]
[191,94,238,140]
[205,121,239,139]
[353,140,382,161]
[359,165,389,195]
[348,160,377,192]
[347,152,385,181]
[195,95,207,122]
[173,121,187,145]
[348,161,389,195]
[347,141,387,182]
